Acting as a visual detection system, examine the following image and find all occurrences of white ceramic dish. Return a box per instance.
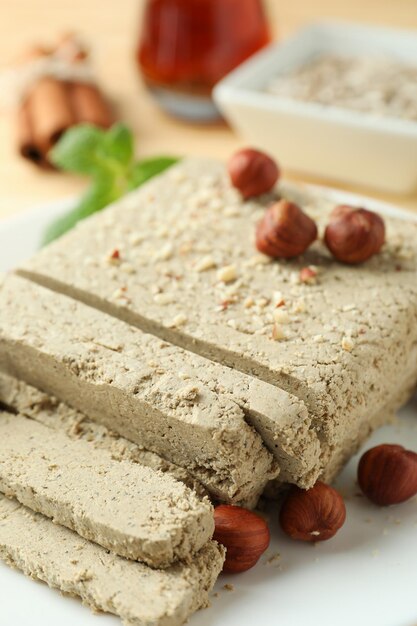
[0,189,417,626]
[214,21,417,194]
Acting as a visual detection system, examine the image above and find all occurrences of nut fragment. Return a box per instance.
[358,444,417,506]
[217,264,237,284]
[106,248,121,264]
[273,309,290,324]
[299,266,318,284]
[324,205,385,264]
[279,481,346,542]
[341,335,354,352]
[195,255,216,272]
[272,323,285,341]
[213,505,270,573]
[256,200,318,259]
[168,313,187,328]
[228,148,280,199]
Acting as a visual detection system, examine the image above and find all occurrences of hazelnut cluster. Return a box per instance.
[213,443,417,573]
[213,149,413,575]
[228,148,386,264]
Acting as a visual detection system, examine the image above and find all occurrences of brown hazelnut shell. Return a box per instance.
[324,205,385,264]
[213,505,270,573]
[358,444,417,506]
[228,148,280,199]
[256,199,318,259]
[279,481,346,542]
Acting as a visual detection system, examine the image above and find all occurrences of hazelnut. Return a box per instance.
[358,444,417,506]
[213,504,270,573]
[256,200,318,259]
[279,481,346,542]
[324,205,385,264]
[228,148,280,199]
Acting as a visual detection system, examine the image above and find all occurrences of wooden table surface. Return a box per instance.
[1,0,417,220]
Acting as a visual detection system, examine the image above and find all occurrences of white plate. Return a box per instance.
[0,190,417,626]
[214,21,417,194]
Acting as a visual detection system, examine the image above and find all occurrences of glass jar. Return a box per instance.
[137,0,270,122]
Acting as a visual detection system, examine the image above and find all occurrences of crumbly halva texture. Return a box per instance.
[0,410,214,567]
[264,360,417,498]
[0,494,225,626]
[8,369,404,505]
[0,346,318,491]
[319,342,417,482]
[0,373,319,504]
[0,275,278,505]
[0,372,208,499]
[18,158,417,477]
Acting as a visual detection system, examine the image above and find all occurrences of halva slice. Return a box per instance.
[0,275,278,504]
[0,494,224,626]
[0,368,318,488]
[0,372,208,498]
[0,411,213,567]
[18,158,417,477]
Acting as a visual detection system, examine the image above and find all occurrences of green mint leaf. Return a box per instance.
[127,156,179,190]
[98,123,134,168]
[44,122,180,245]
[42,177,118,245]
[49,124,106,175]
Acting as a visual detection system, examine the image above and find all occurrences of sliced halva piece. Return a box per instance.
[6,370,407,504]
[0,372,208,499]
[264,350,417,497]
[319,338,417,481]
[0,494,224,626]
[264,361,417,499]
[0,411,214,567]
[0,275,278,504]
[0,370,318,490]
[18,158,417,472]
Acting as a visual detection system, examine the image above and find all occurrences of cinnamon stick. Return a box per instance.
[70,82,114,129]
[29,77,76,155]
[15,35,114,167]
[15,46,50,167]
[16,98,44,166]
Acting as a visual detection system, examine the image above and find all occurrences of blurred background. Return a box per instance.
[1,0,417,220]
